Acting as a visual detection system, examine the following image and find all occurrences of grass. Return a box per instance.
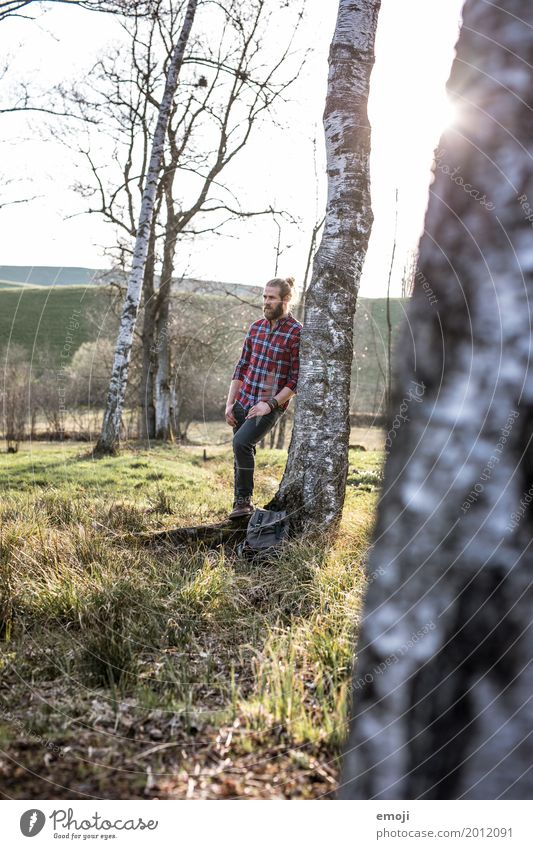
[0,440,382,799]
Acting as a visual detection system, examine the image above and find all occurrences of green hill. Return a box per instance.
[0,265,263,296]
[0,266,104,286]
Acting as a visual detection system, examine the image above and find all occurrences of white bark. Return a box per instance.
[154,360,172,439]
[154,185,177,441]
[95,0,197,454]
[154,323,172,440]
[269,0,381,533]
[341,0,533,799]
[138,221,158,441]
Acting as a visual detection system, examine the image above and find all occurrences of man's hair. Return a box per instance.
[266,277,295,302]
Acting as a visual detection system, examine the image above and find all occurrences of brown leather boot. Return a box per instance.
[228,496,254,519]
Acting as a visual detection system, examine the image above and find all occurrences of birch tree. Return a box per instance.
[268,0,381,533]
[95,0,197,454]
[341,0,533,799]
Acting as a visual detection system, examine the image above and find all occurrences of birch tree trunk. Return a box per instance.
[341,0,533,799]
[154,205,177,441]
[138,219,158,440]
[275,412,287,449]
[268,0,381,533]
[95,0,197,455]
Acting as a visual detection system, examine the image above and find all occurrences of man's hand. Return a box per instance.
[225,402,237,427]
[246,401,271,419]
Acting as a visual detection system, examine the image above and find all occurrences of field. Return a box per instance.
[0,439,383,799]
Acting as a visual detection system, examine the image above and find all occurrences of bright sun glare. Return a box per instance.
[432,94,459,137]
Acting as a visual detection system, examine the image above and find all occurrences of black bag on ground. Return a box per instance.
[237,508,289,558]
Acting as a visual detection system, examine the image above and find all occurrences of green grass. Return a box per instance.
[0,441,382,799]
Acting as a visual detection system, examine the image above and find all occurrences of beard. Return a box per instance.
[263,302,284,320]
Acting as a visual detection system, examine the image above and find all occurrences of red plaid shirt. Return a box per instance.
[232,312,302,411]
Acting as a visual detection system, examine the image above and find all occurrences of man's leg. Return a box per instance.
[231,403,282,515]
[232,401,248,501]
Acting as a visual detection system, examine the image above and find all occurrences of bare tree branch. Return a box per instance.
[0,0,154,23]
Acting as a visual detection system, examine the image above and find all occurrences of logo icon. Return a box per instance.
[20,810,46,837]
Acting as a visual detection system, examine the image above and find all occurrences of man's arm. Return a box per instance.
[275,386,295,406]
[284,326,300,394]
[246,386,294,419]
[225,379,242,426]
[225,328,253,426]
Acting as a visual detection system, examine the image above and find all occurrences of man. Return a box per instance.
[225,277,301,519]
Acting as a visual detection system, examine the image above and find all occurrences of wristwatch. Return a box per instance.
[267,397,279,412]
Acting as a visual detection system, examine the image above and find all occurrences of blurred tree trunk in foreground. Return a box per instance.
[269,0,381,534]
[341,0,533,799]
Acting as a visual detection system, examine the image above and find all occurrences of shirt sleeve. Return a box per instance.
[284,326,301,392]
[232,328,253,381]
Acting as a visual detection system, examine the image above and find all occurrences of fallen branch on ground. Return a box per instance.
[138,516,249,548]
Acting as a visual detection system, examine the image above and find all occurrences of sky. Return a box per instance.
[0,0,465,296]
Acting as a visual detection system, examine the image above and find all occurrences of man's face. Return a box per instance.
[263,285,287,321]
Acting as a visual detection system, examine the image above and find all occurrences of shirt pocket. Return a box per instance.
[259,370,276,394]
[268,340,290,366]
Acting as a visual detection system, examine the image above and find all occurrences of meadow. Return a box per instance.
[0,439,383,799]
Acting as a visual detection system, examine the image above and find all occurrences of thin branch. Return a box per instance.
[0,193,40,209]
[0,104,97,121]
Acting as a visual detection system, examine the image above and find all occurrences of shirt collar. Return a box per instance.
[264,311,292,331]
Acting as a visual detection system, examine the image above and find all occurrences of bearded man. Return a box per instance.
[225,277,301,519]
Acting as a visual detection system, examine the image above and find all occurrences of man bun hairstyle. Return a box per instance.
[267,276,295,301]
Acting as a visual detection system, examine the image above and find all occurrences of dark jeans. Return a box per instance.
[232,400,284,499]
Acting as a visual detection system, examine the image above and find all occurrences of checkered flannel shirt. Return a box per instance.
[232,312,302,412]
